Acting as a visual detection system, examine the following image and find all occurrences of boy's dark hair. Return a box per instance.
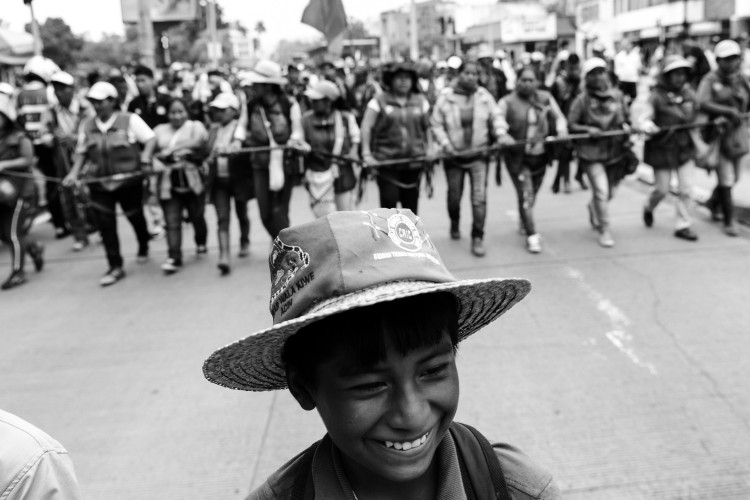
[282,292,459,386]
[567,53,580,66]
[133,65,155,79]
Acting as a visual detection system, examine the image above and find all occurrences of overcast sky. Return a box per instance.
[2,0,418,47]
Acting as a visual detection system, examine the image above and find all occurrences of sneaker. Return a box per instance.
[217,260,231,276]
[450,221,460,240]
[724,224,739,237]
[99,267,125,287]
[470,237,486,257]
[72,240,89,252]
[161,258,181,274]
[28,243,44,272]
[238,243,250,258]
[598,230,615,248]
[136,247,149,264]
[150,227,166,240]
[196,245,208,255]
[588,203,600,230]
[1,271,27,291]
[674,227,698,241]
[643,208,654,227]
[526,234,542,254]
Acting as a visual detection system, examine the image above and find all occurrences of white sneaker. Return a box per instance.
[161,258,181,274]
[526,234,542,254]
[598,230,615,248]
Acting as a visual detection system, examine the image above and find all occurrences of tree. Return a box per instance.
[345,18,371,40]
[25,17,83,69]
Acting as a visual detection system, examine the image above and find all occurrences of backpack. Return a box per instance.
[288,422,512,499]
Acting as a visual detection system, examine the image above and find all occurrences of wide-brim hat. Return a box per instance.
[242,60,288,86]
[661,55,692,75]
[304,80,340,101]
[203,209,531,391]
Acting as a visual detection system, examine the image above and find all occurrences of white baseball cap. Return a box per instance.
[87,81,119,101]
[209,92,240,110]
[714,40,741,59]
[583,57,608,76]
[51,71,75,87]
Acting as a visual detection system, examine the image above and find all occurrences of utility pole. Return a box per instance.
[24,0,43,56]
[207,0,220,67]
[410,0,419,60]
[137,0,156,68]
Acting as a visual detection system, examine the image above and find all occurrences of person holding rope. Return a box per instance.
[205,92,252,276]
[696,39,750,237]
[431,58,504,257]
[40,71,96,252]
[567,58,631,248]
[0,99,44,290]
[236,60,303,239]
[360,62,432,214]
[639,55,700,241]
[152,98,209,275]
[63,82,156,287]
[497,65,568,254]
[299,80,360,218]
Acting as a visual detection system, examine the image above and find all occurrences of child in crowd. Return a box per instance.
[204,208,562,499]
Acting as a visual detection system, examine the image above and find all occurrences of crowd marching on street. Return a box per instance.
[1,36,749,291]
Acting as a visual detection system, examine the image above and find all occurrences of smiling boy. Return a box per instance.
[204,208,562,499]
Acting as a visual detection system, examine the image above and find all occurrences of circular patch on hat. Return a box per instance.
[387,214,422,252]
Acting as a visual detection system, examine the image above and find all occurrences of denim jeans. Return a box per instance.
[376,169,422,214]
[507,155,547,236]
[212,179,250,246]
[445,160,488,239]
[646,161,694,230]
[584,161,616,232]
[161,191,208,263]
[89,183,151,269]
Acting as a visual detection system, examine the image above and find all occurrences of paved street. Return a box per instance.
[2,163,749,499]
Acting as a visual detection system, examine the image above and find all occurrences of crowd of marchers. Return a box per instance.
[0,36,748,291]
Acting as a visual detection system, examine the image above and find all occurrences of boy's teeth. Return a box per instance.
[384,432,429,451]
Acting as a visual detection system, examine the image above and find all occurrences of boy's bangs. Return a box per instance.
[282,293,458,381]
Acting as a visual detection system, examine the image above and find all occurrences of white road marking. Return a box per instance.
[565,267,658,375]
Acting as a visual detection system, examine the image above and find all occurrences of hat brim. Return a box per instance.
[242,72,288,86]
[663,61,693,74]
[304,89,328,100]
[203,277,531,391]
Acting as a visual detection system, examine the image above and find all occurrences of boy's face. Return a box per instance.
[296,330,459,485]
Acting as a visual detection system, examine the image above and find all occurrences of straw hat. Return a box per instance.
[242,60,288,86]
[203,209,531,391]
[304,80,340,101]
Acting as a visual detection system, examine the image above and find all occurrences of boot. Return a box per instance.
[719,186,738,236]
[217,230,231,275]
[705,186,722,222]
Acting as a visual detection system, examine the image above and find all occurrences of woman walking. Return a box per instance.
[497,66,568,254]
[567,58,631,248]
[640,55,699,241]
[360,62,432,214]
[299,80,360,218]
[205,92,253,275]
[0,99,44,290]
[152,98,209,274]
[238,60,303,239]
[696,40,749,236]
[431,59,504,257]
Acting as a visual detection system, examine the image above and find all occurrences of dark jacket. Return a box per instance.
[128,92,171,129]
[370,92,430,168]
[644,78,697,169]
[567,86,629,163]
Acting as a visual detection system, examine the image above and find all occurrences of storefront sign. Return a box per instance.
[500,15,556,43]
[121,0,199,24]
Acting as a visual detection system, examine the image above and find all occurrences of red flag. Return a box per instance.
[301,0,348,42]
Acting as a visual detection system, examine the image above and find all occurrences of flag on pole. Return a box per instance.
[301,0,348,42]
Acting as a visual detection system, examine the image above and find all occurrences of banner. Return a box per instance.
[121,0,199,24]
[301,0,348,42]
